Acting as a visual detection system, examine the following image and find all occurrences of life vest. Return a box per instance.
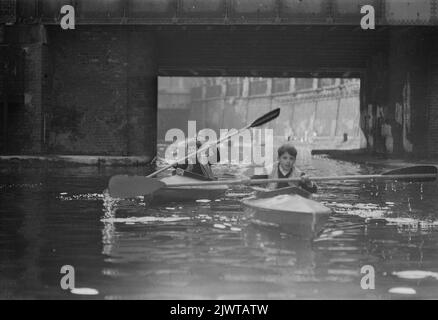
[267,162,303,190]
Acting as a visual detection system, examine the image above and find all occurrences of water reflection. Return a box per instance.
[1,159,438,299]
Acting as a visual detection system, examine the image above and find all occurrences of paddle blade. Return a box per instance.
[250,108,280,128]
[108,175,166,198]
[382,165,437,182]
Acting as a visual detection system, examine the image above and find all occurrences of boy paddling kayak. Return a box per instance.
[266,144,317,193]
[173,139,220,180]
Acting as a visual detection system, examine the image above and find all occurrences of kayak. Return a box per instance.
[242,187,331,238]
[150,174,229,203]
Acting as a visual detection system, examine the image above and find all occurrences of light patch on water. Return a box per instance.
[0,183,43,190]
[226,192,251,198]
[386,218,438,231]
[251,219,279,228]
[196,199,211,203]
[327,269,359,276]
[102,269,120,276]
[392,270,438,280]
[101,216,190,224]
[342,209,387,219]
[326,246,359,251]
[60,193,104,201]
[355,203,390,210]
[333,209,437,231]
[388,287,416,295]
[314,230,345,242]
[70,288,99,295]
[213,223,226,229]
[327,201,391,220]
[327,202,353,209]
[328,199,438,230]
[330,230,344,237]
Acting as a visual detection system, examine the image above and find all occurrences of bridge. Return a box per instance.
[1,0,438,159]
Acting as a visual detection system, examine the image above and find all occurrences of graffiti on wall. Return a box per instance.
[402,73,413,152]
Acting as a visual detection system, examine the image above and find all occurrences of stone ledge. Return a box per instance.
[0,155,155,167]
[312,150,438,168]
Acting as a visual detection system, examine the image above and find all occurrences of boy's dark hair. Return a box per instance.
[278,144,298,158]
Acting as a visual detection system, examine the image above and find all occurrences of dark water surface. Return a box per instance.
[1,157,438,299]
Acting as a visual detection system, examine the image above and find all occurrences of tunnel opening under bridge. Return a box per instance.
[157,76,363,166]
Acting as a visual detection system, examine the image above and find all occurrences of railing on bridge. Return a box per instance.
[2,0,437,26]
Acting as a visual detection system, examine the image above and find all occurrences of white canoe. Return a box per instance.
[151,175,228,203]
[242,189,331,238]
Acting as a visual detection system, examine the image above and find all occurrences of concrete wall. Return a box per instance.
[188,80,360,149]
[157,91,192,140]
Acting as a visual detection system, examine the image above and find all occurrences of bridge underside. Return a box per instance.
[1,24,438,157]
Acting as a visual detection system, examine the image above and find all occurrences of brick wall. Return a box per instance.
[427,36,438,156]
[363,29,431,155]
[0,42,35,154]
[23,43,44,153]
[46,26,157,156]
[47,26,129,155]
[157,28,388,74]
[127,30,157,156]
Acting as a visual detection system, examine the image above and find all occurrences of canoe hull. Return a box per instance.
[149,175,228,203]
[242,194,331,238]
[152,187,226,203]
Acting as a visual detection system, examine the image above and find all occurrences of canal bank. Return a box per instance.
[314,150,438,169]
[1,152,437,169]
[0,155,155,168]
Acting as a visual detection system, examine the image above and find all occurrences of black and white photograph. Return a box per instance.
[1,0,438,304]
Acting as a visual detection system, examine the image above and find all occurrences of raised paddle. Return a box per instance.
[108,165,437,198]
[146,108,281,178]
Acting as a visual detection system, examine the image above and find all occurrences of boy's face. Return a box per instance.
[278,152,296,171]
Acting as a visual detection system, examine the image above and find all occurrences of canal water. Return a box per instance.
[1,156,437,299]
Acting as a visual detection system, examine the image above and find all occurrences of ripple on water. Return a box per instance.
[70,288,99,295]
[392,270,438,280]
[101,216,191,224]
[388,287,416,295]
[2,161,438,300]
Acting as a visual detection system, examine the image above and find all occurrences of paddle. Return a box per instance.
[108,165,437,198]
[146,108,280,178]
[108,108,280,198]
